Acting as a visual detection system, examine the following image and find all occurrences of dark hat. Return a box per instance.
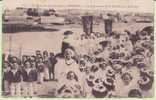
[64,31,73,35]
[99,41,108,47]
[128,89,142,98]
[43,50,48,55]
[91,65,99,73]
[36,50,41,55]
[12,57,18,63]
[50,52,54,56]
[141,26,153,35]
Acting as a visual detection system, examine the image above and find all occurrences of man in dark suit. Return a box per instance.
[49,52,57,81]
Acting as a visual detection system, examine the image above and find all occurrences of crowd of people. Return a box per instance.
[2,26,154,98]
[2,50,57,97]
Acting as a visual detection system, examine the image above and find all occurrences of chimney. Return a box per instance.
[82,15,93,36]
[104,18,113,34]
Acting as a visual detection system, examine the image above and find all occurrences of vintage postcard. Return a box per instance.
[1,0,154,98]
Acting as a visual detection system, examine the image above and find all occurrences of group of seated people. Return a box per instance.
[56,27,154,98]
[2,26,154,98]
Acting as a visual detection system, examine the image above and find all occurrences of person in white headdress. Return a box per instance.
[55,48,83,88]
[56,71,85,97]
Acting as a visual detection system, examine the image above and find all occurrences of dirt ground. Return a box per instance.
[2,22,152,56]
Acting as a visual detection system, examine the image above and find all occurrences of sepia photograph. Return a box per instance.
[1,0,154,98]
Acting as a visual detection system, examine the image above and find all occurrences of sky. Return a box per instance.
[3,0,154,13]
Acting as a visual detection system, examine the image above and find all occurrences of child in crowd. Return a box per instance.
[43,51,50,81]
[21,61,38,97]
[10,62,22,97]
[2,62,12,96]
[31,61,38,94]
[37,57,45,84]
